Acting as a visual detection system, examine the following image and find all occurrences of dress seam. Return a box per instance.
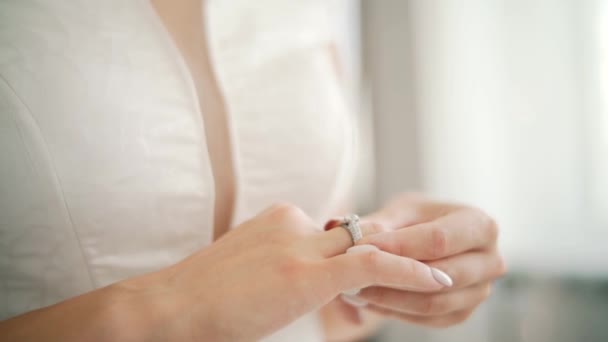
[0,73,97,290]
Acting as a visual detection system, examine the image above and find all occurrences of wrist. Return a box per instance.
[105,266,216,341]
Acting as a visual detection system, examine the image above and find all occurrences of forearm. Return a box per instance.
[0,269,196,341]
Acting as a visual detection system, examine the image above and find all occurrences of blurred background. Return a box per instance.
[333,0,608,341]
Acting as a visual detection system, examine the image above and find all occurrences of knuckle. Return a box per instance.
[471,208,499,241]
[430,225,448,259]
[360,250,383,273]
[367,222,387,235]
[397,240,409,258]
[270,202,307,222]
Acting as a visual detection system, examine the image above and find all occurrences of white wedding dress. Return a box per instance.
[0,0,355,340]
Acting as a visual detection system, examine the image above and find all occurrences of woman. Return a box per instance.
[0,0,505,340]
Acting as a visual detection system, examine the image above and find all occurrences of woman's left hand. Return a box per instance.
[339,193,507,328]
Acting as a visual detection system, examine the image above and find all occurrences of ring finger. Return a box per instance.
[310,219,387,257]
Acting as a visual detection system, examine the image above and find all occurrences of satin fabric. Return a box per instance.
[0,1,354,340]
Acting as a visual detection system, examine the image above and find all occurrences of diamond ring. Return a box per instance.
[340,214,362,244]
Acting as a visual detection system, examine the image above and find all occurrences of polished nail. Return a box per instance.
[431,268,453,287]
[323,217,343,231]
[341,294,368,307]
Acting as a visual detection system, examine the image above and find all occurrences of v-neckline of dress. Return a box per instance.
[142,0,239,239]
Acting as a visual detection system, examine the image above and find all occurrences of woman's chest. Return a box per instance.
[144,0,356,225]
[0,4,351,335]
[1,0,353,276]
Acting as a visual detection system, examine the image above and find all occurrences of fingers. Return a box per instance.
[366,305,477,328]
[365,193,462,228]
[359,208,499,260]
[426,251,507,289]
[321,248,447,295]
[358,283,492,317]
[259,202,318,229]
[308,221,386,258]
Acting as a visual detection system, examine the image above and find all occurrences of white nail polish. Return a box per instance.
[431,268,453,287]
[341,294,368,307]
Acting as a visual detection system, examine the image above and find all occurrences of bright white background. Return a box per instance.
[360,0,608,276]
[335,1,608,341]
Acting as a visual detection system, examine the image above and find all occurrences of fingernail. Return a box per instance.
[324,217,343,231]
[341,294,368,307]
[431,268,453,287]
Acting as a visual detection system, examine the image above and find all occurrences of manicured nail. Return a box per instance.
[341,294,368,307]
[324,217,343,231]
[431,268,453,287]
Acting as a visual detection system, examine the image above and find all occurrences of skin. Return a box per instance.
[322,193,506,341]
[0,1,505,339]
[0,202,451,341]
[149,0,236,240]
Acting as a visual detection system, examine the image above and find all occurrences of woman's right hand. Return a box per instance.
[137,203,448,341]
[1,203,448,342]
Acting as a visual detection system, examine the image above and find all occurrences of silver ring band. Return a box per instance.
[341,214,362,244]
